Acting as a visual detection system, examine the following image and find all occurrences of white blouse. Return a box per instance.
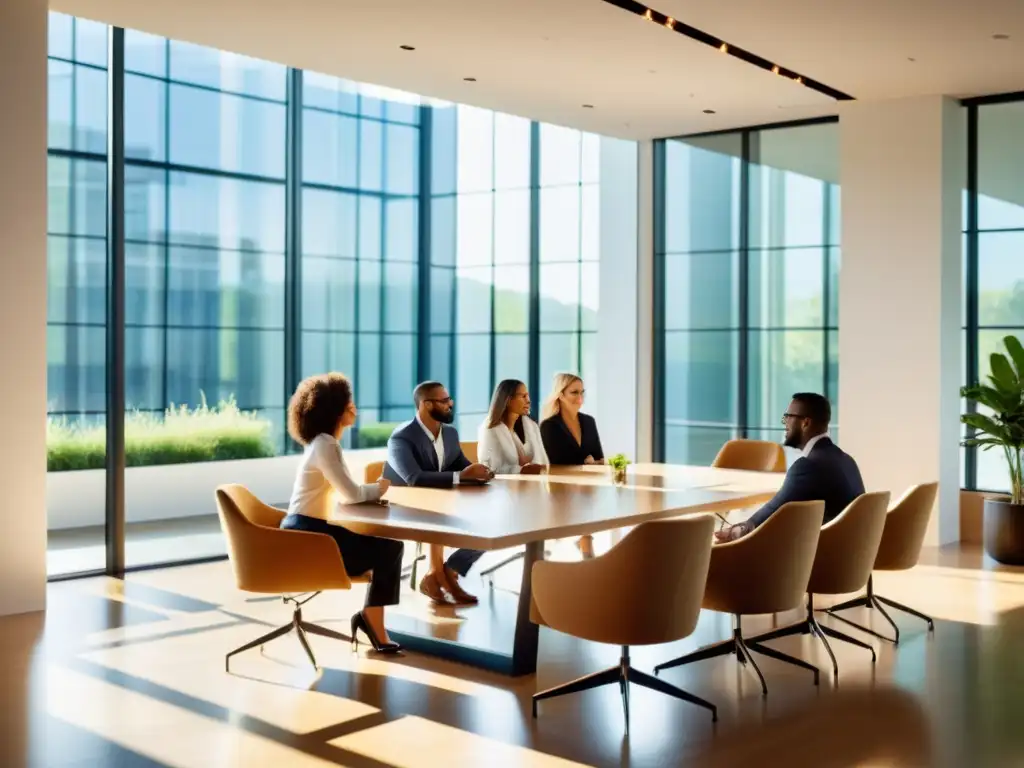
[287,433,382,520]
[477,416,549,475]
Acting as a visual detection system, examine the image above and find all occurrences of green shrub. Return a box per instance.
[357,422,399,448]
[47,397,276,472]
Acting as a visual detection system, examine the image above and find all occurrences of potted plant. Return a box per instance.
[961,334,1024,565]
[608,454,631,484]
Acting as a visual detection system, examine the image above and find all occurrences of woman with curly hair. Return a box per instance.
[281,372,403,654]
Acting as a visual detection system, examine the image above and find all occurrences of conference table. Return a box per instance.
[329,462,784,676]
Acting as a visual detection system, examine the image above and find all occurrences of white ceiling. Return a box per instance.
[53,0,1024,140]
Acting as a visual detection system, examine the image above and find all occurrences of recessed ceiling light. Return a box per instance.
[463,77,477,82]
[582,104,594,109]
[993,34,1010,40]
[399,44,416,51]
[703,109,716,114]
[907,57,917,62]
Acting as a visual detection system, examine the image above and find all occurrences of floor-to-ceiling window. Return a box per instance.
[46,14,109,574]
[45,12,606,577]
[965,99,1024,494]
[655,120,839,464]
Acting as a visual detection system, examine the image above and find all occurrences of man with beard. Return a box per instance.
[383,381,493,604]
[714,392,864,543]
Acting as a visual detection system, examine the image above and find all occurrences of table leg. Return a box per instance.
[510,540,544,676]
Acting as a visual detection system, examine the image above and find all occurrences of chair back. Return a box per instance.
[808,491,891,595]
[712,439,786,473]
[873,482,939,571]
[703,500,824,616]
[364,461,385,484]
[461,441,479,463]
[531,515,715,646]
[215,484,349,593]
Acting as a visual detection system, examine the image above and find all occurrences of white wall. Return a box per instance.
[838,96,964,546]
[0,0,48,616]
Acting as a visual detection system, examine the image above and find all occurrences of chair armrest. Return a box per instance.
[227,525,352,594]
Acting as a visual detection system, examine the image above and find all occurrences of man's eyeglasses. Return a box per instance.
[781,412,807,424]
[426,397,453,405]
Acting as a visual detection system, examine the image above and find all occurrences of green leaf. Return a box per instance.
[963,384,1013,413]
[962,413,1010,440]
[990,352,1018,392]
[1004,335,1024,381]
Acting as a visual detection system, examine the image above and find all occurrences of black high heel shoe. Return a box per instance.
[350,612,402,654]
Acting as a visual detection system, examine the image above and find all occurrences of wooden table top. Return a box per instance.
[328,463,783,550]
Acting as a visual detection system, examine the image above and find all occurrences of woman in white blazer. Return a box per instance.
[478,379,548,475]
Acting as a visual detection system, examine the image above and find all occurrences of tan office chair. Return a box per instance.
[215,484,364,671]
[747,492,891,680]
[461,441,479,463]
[827,482,939,644]
[531,515,718,731]
[712,439,787,473]
[654,501,825,695]
[363,462,426,589]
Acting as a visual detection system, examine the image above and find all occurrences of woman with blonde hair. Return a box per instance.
[540,373,604,558]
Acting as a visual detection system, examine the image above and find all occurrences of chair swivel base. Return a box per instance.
[747,597,876,680]
[225,593,352,672]
[654,620,820,696]
[533,646,717,731]
[825,576,935,646]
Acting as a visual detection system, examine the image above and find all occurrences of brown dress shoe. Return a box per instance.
[418,572,449,604]
[442,567,479,605]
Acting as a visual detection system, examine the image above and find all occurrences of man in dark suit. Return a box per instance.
[715,392,865,543]
[383,381,492,604]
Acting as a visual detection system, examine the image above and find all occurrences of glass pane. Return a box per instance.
[384,198,417,262]
[46,324,107,414]
[124,29,166,77]
[429,334,452,385]
[125,74,166,162]
[581,184,599,262]
[539,187,580,262]
[125,243,165,326]
[301,188,357,258]
[828,248,840,328]
[456,193,493,266]
[169,85,286,178]
[47,237,106,325]
[540,123,581,186]
[73,66,108,154]
[978,102,1024,230]
[165,328,284,409]
[169,41,286,100]
[430,266,455,334]
[74,18,108,67]
[166,248,284,329]
[301,256,356,332]
[358,258,381,332]
[48,157,107,237]
[302,110,358,188]
[431,106,458,196]
[359,196,382,261]
[539,333,580,398]
[979,232,1024,326]
[456,106,494,193]
[456,266,492,334]
[748,248,825,328]
[48,12,74,61]
[665,425,735,466]
[124,326,164,410]
[749,122,837,249]
[494,113,531,190]
[359,120,383,192]
[303,71,359,114]
[430,196,456,266]
[663,136,741,254]
[582,133,600,185]
[580,263,599,333]
[357,333,381,406]
[456,334,492,412]
[494,334,529,385]
[747,330,826,429]
[493,190,530,265]
[125,164,166,244]
[385,123,419,195]
[664,331,738,425]
[664,252,738,330]
[383,335,416,406]
[168,172,285,252]
[384,262,418,332]
[493,266,529,334]
[540,263,580,332]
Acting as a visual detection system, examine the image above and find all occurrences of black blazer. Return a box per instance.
[382,420,471,488]
[746,437,865,530]
[540,412,604,466]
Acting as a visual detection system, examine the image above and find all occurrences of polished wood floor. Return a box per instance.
[2,543,1023,767]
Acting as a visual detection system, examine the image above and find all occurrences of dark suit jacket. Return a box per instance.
[540,412,604,466]
[382,419,471,488]
[746,437,865,530]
